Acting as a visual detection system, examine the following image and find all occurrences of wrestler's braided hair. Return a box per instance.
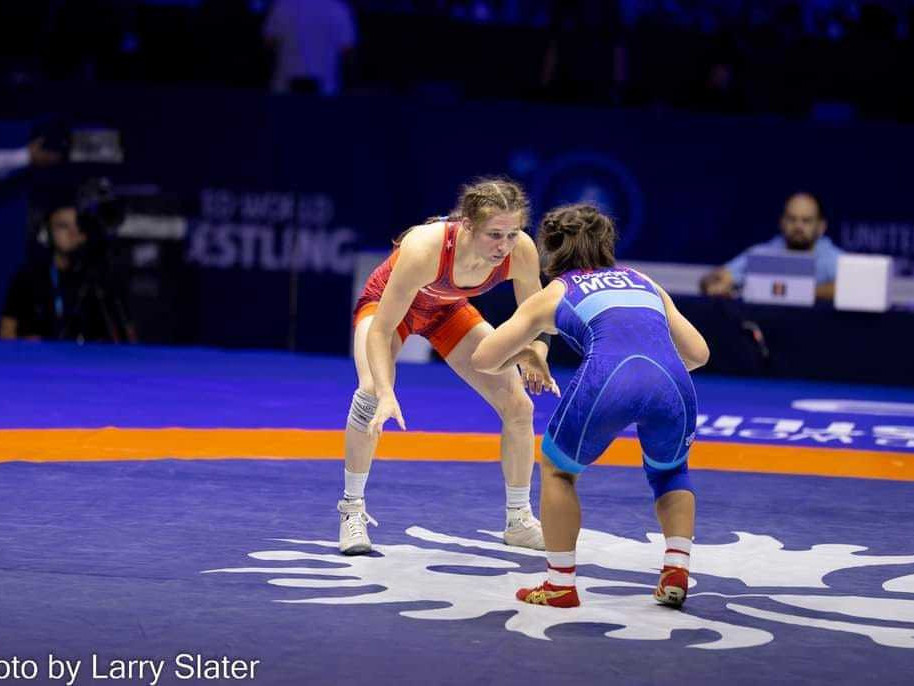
[394,178,530,245]
[537,203,617,279]
[452,178,530,229]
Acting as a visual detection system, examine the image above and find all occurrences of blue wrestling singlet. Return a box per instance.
[542,267,697,498]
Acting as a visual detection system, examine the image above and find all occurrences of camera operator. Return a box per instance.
[1,191,136,343]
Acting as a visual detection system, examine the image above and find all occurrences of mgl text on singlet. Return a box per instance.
[571,270,647,294]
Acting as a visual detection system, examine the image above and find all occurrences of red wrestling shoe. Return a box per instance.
[654,566,689,607]
[516,581,580,608]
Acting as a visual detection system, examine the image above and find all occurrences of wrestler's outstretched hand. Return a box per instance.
[518,347,560,398]
[368,393,406,437]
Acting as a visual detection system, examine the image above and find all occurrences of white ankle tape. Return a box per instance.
[347,389,378,432]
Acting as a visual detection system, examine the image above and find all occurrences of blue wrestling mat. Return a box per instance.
[1,342,913,685]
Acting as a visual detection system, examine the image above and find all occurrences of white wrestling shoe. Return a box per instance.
[337,499,378,555]
[504,505,546,550]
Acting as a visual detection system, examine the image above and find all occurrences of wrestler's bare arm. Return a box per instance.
[641,274,710,371]
[509,234,545,304]
[366,227,440,398]
[471,280,563,382]
[509,234,551,361]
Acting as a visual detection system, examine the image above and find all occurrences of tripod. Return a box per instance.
[58,259,132,344]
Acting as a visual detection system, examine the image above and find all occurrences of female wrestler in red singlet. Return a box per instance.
[338,179,552,554]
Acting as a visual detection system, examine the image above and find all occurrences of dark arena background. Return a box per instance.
[1,2,914,685]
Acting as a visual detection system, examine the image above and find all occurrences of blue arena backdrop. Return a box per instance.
[4,84,914,354]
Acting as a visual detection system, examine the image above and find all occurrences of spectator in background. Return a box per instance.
[695,61,744,113]
[263,0,357,95]
[700,192,844,300]
[0,137,62,180]
[691,36,748,114]
[1,197,135,343]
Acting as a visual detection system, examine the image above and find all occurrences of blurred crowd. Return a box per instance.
[1,1,912,121]
[355,0,912,36]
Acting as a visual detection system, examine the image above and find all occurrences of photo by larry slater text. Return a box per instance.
[0,654,261,685]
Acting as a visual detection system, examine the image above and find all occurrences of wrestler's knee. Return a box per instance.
[645,462,694,500]
[546,468,576,487]
[347,388,379,433]
[495,388,534,425]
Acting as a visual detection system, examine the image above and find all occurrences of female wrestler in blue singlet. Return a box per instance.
[472,204,710,608]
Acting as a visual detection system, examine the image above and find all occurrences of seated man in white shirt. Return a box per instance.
[701,192,844,301]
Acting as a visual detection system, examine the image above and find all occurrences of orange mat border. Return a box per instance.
[0,428,911,481]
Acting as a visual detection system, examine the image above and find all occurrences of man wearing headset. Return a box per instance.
[1,197,135,343]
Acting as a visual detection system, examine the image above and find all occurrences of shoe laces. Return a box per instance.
[508,506,538,529]
[339,501,378,536]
